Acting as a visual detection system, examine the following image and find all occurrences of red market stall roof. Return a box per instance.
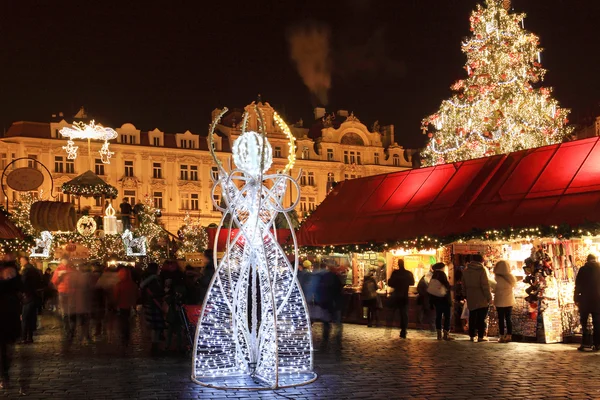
[0,212,24,240]
[207,228,292,252]
[297,137,600,247]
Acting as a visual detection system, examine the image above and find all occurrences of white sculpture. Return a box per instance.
[103,203,118,235]
[30,231,53,258]
[121,229,147,256]
[192,106,316,389]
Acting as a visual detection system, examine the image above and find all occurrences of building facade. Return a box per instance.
[0,102,414,233]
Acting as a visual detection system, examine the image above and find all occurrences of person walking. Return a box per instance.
[387,259,415,339]
[198,250,215,305]
[66,264,92,345]
[574,254,600,351]
[462,254,492,342]
[19,256,42,344]
[416,269,433,330]
[361,268,379,327]
[51,256,75,335]
[0,256,23,389]
[428,263,453,341]
[114,267,138,348]
[318,264,344,349]
[140,263,165,355]
[493,260,516,343]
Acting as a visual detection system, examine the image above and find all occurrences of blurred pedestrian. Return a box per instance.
[574,254,600,351]
[51,256,75,335]
[493,260,516,343]
[318,264,344,350]
[462,254,492,342]
[164,278,186,352]
[416,269,433,330]
[198,250,215,305]
[119,198,132,231]
[114,267,138,348]
[42,267,55,311]
[66,264,92,344]
[140,263,165,355]
[387,259,415,339]
[89,263,106,338]
[19,256,42,344]
[0,256,23,389]
[428,263,453,341]
[361,268,379,327]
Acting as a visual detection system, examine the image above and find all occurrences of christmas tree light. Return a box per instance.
[175,213,208,259]
[421,0,572,167]
[192,106,316,389]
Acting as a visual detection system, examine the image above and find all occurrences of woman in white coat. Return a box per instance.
[493,260,516,343]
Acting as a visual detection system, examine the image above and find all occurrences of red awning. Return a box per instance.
[207,228,292,252]
[0,212,24,240]
[297,137,600,246]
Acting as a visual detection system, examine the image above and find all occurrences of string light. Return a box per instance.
[30,231,53,258]
[59,120,118,164]
[193,105,316,389]
[421,0,572,167]
[122,229,147,256]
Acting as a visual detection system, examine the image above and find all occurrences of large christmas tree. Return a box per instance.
[420,0,572,167]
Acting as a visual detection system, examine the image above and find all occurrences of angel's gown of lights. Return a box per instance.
[192,132,316,389]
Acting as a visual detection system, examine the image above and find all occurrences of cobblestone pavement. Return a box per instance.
[1,313,600,399]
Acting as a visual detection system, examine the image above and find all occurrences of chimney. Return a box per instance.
[336,110,349,118]
[314,107,326,120]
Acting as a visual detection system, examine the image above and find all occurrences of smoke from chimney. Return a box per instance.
[287,23,332,106]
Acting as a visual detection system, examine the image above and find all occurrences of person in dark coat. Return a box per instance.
[119,198,133,231]
[318,264,344,349]
[198,250,215,305]
[387,259,415,339]
[429,262,454,341]
[140,263,165,354]
[19,256,42,344]
[0,256,23,389]
[361,268,379,327]
[574,254,600,351]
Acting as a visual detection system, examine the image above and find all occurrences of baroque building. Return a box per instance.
[0,102,414,233]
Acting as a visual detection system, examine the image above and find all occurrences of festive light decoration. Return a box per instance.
[103,203,118,235]
[59,120,117,164]
[76,215,97,236]
[30,231,53,258]
[175,213,208,259]
[61,182,118,199]
[8,192,40,238]
[122,229,147,257]
[420,0,572,166]
[133,195,167,261]
[192,106,316,389]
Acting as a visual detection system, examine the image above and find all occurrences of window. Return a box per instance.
[357,152,362,165]
[308,197,316,211]
[56,187,65,202]
[344,151,349,164]
[95,159,105,176]
[180,165,189,180]
[190,165,198,181]
[327,173,335,191]
[299,197,307,212]
[27,155,38,169]
[393,154,400,167]
[211,166,219,181]
[180,140,195,149]
[300,172,307,186]
[374,152,380,165]
[124,160,134,177]
[349,151,356,164]
[123,190,136,205]
[153,163,162,179]
[274,147,282,158]
[66,159,74,174]
[212,194,220,211]
[153,137,160,146]
[11,153,16,169]
[181,193,190,210]
[327,149,334,161]
[307,172,315,186]
[120,134,128,144]
[181,140,187,149]
[54,156,64,173]
[302,146,309,160]
[54,129,60,138]
[0,153,7,170]
[121,134,136,144]
[153,191,163,209]
[191,193,199,210]
[94,197,102,207]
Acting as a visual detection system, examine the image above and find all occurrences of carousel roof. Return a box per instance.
[61,170,118,199]
[297,137,600,247]
[0,212,24,240]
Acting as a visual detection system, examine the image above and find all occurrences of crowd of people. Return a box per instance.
[0,250,216,389]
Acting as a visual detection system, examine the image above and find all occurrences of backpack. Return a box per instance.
[427,278,448,297]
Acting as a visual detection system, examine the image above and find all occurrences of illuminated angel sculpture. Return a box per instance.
[60,120,118,164]
[192,106,316,389]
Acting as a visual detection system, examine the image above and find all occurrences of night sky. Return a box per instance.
[1,0,599,149]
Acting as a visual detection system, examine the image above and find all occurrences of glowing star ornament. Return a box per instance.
[122,229,147,256]
[30,231,53,258]
[76,215,97,236]
[192,105,316,390]
[60,120,118,164]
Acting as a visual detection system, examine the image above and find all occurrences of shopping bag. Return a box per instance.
[427,278,448,297]
[461,301,469,320]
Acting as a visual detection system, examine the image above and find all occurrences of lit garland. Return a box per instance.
[421,0,572,167]
[59,120,117,164]
[175,213,208,259]
[61,182,118,199]
[193,105,316,389]
[294,223,600,255]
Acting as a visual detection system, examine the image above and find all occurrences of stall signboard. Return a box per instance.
[54,243,90,260]
[452,243,487,254]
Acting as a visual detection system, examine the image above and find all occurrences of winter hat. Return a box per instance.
[432,262,445,271]
[302,260,312,268]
